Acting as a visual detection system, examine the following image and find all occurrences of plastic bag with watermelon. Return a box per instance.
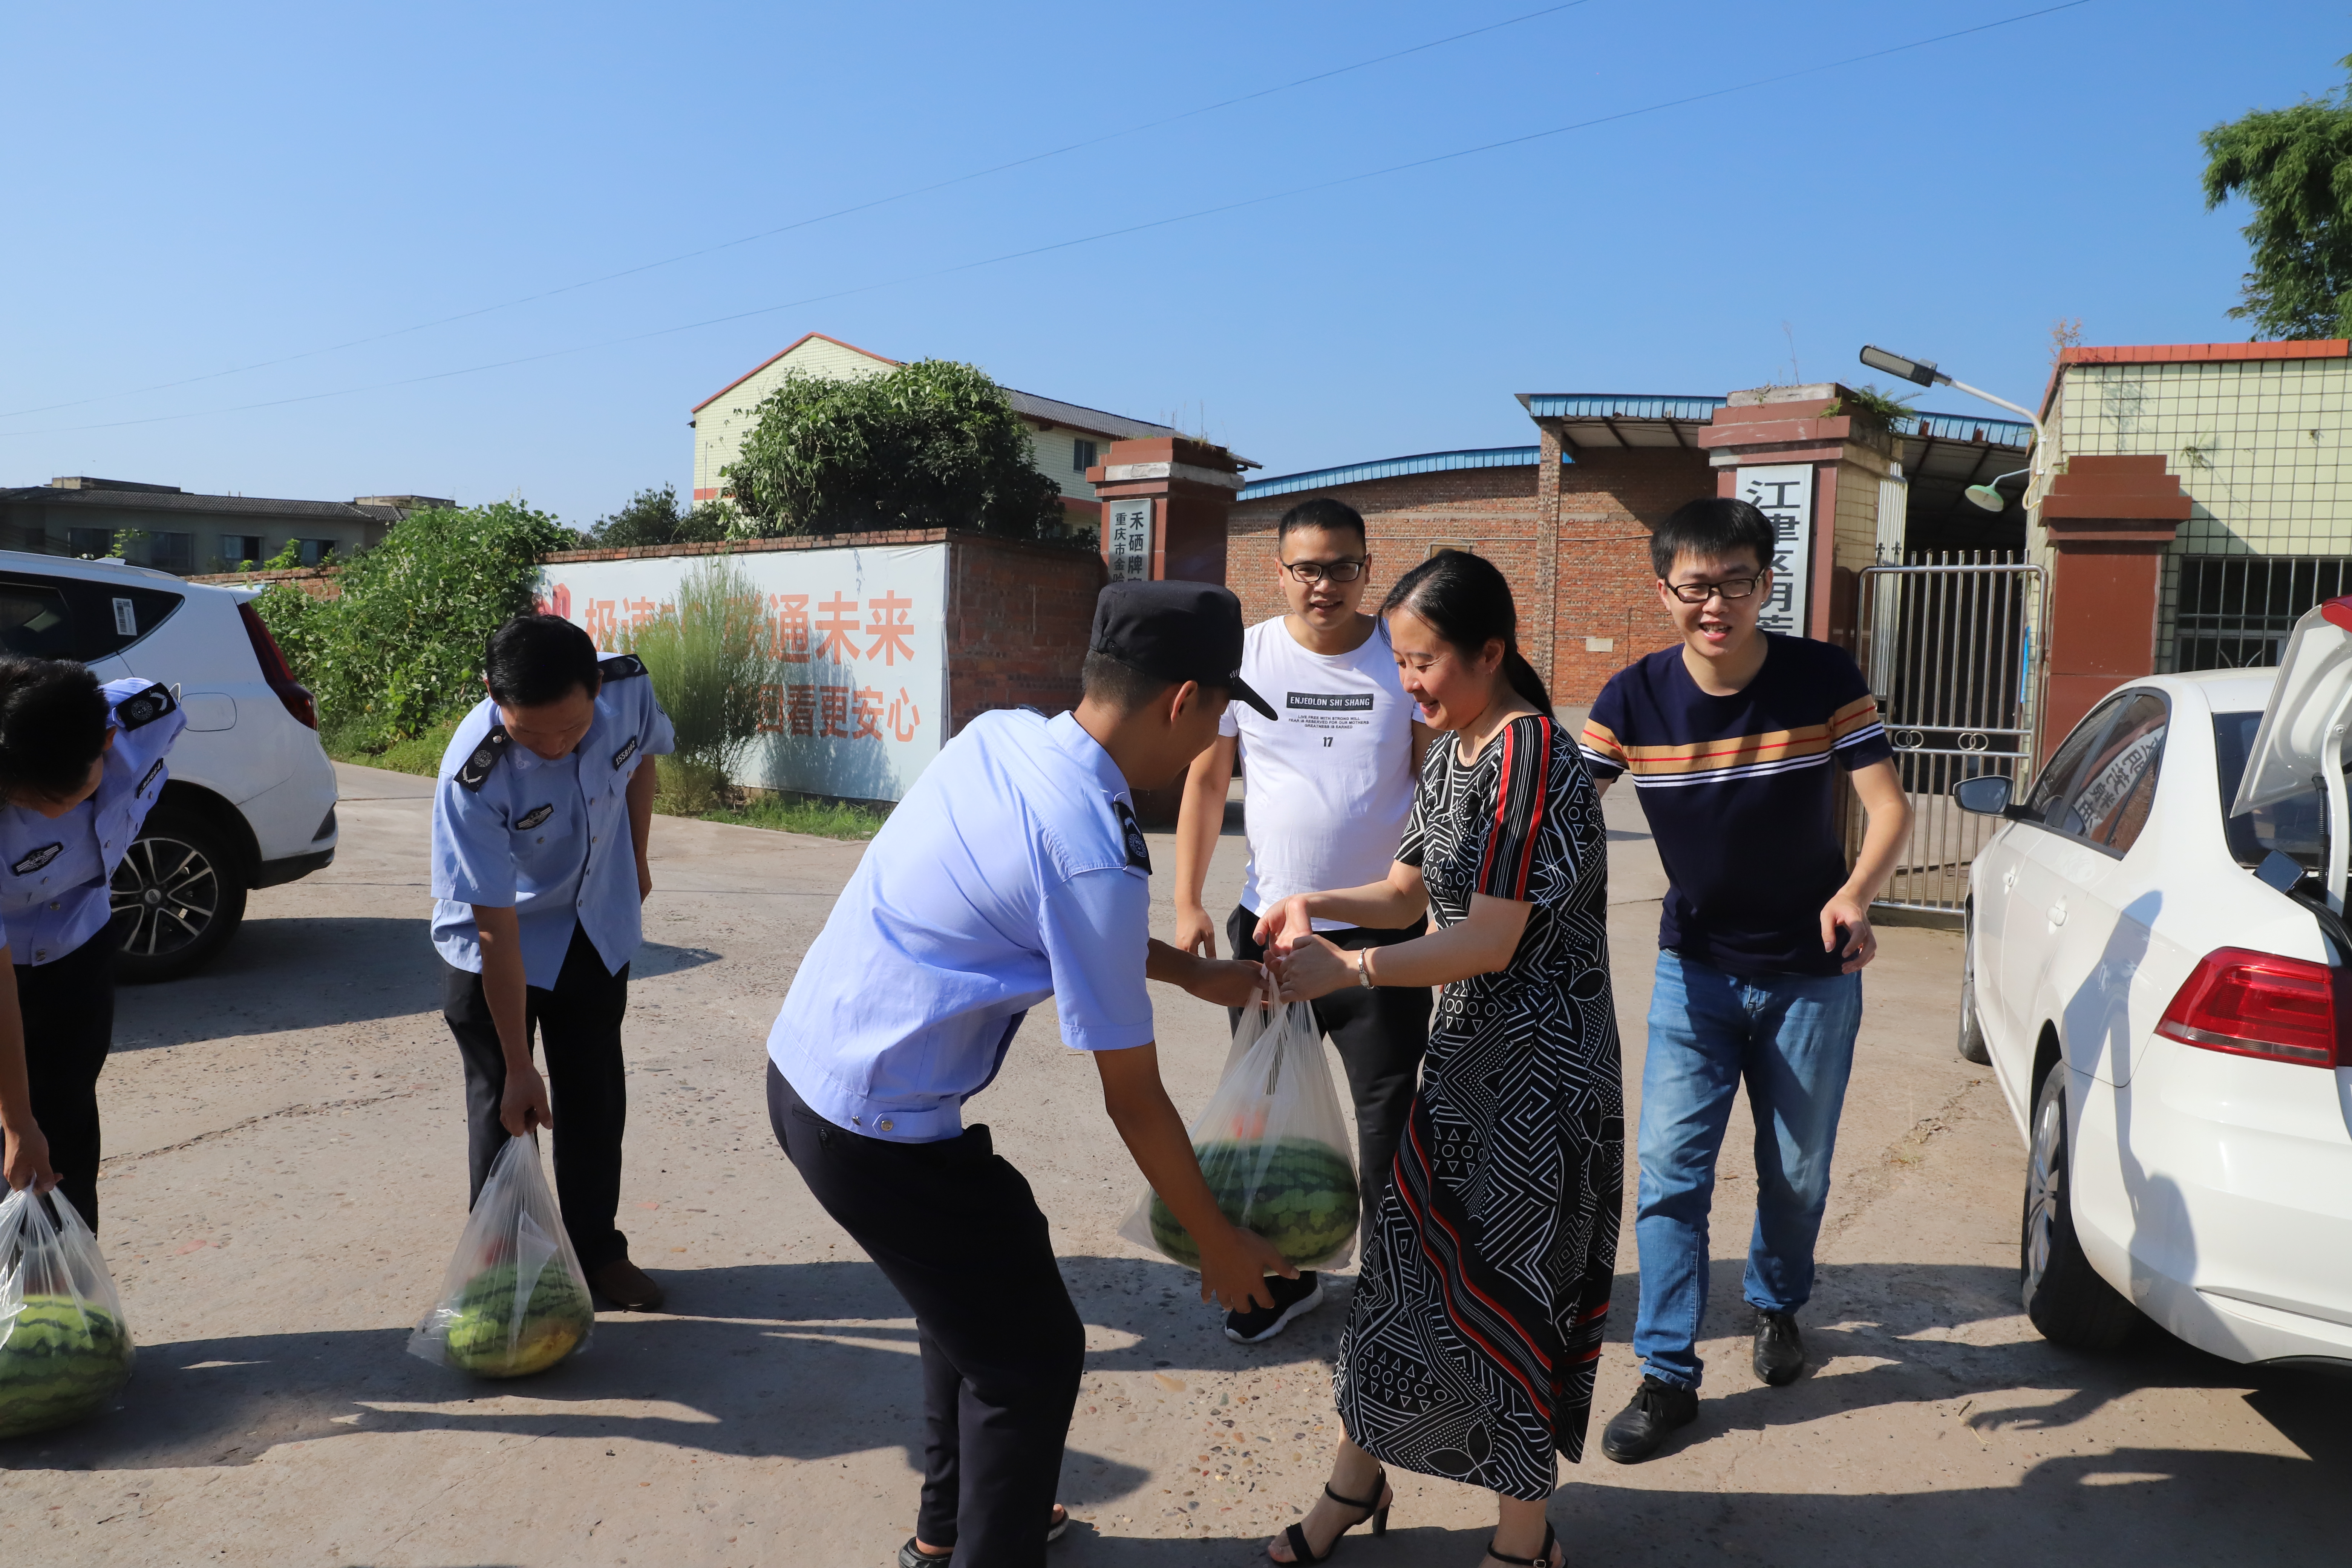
[1120,999,1361,1272]
[408,1133,595,1378]
[0,1185,136,1439]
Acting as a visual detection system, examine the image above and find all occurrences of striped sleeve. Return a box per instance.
[1475,715,1556,901]
[1579,678,1628,781]
[1827,682,1893,770]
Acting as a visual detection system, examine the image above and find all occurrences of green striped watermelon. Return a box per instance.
[1148,1136,1358,1269]
[441,1257,593,1378]
[0,1295,134,1439]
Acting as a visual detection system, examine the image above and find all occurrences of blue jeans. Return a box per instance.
[1631,951,1862,1391]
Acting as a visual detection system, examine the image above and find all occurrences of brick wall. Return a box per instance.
[944,534,1106,732]
[1227,448,1712,705]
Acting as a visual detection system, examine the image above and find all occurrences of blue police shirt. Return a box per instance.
[430,661,676,989]
[0,679,185,965]
[768,707,1158,1143]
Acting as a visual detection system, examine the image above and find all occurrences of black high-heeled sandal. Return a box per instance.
[1275,1468,1391,1563]
[1482,1522,1559,1567]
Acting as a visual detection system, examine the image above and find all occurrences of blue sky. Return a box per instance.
[0,1,2338,524]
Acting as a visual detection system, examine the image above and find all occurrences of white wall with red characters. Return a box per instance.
[534,542,948,802]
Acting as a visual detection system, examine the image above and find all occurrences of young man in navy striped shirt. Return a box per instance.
[1579,497,1911,1462]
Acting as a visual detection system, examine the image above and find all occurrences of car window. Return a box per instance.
[2023,694,2130,832]
[2214,709,2333,871]
[2063,692,2168,853]
[0,572,184,663]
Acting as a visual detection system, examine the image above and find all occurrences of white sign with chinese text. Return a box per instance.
[1737,463,1814,636]
[536,544,948,802]
[1107,499,1153,580]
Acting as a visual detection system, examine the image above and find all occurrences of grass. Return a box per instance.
[325,717,885,840]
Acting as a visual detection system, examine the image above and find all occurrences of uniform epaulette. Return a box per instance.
[599,654,649,681]
[113,683,176,730]
[455,723,512,792]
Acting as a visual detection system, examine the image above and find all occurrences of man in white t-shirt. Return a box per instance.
[1175,496,1434,1343]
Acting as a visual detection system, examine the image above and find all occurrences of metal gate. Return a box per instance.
[1846,552,2046,921]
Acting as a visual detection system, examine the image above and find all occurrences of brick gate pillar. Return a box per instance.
[2034,453,2192,755]
[1695,384,1898,653]
[1089,437,1248,585]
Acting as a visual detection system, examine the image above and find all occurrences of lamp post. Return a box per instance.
[1859,345,2045,512]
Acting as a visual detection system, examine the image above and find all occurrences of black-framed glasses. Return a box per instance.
[1666,573,1765,603]
[1282,558,1367,583]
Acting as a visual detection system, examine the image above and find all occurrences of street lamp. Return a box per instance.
[1858,345,2046,512]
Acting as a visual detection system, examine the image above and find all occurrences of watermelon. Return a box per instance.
[0,1294,134,1439]
[1148,1136,1359,1269]
[439,1256,593,1378]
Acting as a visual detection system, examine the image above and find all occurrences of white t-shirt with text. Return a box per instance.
[1219,616,1419,929]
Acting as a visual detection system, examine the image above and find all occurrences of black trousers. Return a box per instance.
[768,1064,1083,1568]
[18,928,119,1233]
[1228,903,1431,1223]
[443,922,631,1273]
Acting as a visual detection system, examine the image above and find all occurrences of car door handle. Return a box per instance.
[2047,899,2067,926]
[2002,867,2019,894]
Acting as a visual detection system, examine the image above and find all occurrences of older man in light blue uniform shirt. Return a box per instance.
[0,665,185,1230]
[431,615,674,1309]
[767,580,1293,1568]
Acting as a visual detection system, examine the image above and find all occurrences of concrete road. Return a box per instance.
[0,764,2338,1565]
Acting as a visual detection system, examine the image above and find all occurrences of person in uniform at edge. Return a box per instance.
[1173,496,1433,1344]
[767,582,1294,1568]
[432,614,675,1312]
[0,656,185,1227]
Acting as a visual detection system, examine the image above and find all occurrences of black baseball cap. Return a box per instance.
[1090,580,1276,720]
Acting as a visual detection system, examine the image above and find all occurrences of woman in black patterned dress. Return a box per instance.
[1260,550,1621,1568]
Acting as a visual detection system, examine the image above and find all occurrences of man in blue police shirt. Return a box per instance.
[433,615,675,1311]
[0,655,185,1229]
[769,582,1294,1568]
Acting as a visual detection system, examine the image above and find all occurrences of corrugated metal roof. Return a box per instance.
[1519,394,1728,421]
[1004,390,1178,443]
[1240,446,1560,502]
[1906,409,2034,448]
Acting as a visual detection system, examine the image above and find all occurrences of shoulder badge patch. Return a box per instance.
[456,723,512,792]
[599,653,648,681]
[612,735,640,771]
[11,843,62,876]
[115,683,176,730]
[514,803,554,831]
[136,758,166,796]
[1113,799,1152,873]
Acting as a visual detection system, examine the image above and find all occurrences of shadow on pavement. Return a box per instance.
[6,1257,2340,1560]
[112,919,721,1047]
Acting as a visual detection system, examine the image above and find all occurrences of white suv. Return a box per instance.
[0,552,340,980]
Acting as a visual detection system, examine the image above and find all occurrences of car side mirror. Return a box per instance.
[1953,774,2014,816]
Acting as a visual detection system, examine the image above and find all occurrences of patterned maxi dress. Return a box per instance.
[1334,712,1623,1501]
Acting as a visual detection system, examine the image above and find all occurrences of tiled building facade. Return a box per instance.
[2033,340,2352,671]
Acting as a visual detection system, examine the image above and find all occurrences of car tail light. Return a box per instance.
[2155,947,2342,1067]
[236,602,318,730]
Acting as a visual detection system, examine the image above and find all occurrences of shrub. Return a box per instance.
[617,556,782,810]
[721,359,1067,541]
[252,500,571,750]
[589,484,732,549]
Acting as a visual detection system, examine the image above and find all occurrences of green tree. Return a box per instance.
[589,482,731,548]
[252,499,571,746]
[2202,57,2352,339]
[720,359,1066,541]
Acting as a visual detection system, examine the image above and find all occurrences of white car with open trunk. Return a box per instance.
[1953,597,2352,1365]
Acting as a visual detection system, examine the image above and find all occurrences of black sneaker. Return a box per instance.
[1223,1271,1324,1343]
[1600,1375,1698,1464]
[1753,1309,1805,1386]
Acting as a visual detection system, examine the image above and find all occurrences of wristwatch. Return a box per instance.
[1356,948,1374,989]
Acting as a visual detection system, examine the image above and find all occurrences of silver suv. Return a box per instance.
[0,552,339,980]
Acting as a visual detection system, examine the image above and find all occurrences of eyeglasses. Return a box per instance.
[1666,573,1765,603]
[1282,558,1367,583]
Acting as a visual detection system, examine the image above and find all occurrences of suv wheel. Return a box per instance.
[112,807,249,983]
[1957,907,1990,1064]
[2021,1066,2139,1349]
